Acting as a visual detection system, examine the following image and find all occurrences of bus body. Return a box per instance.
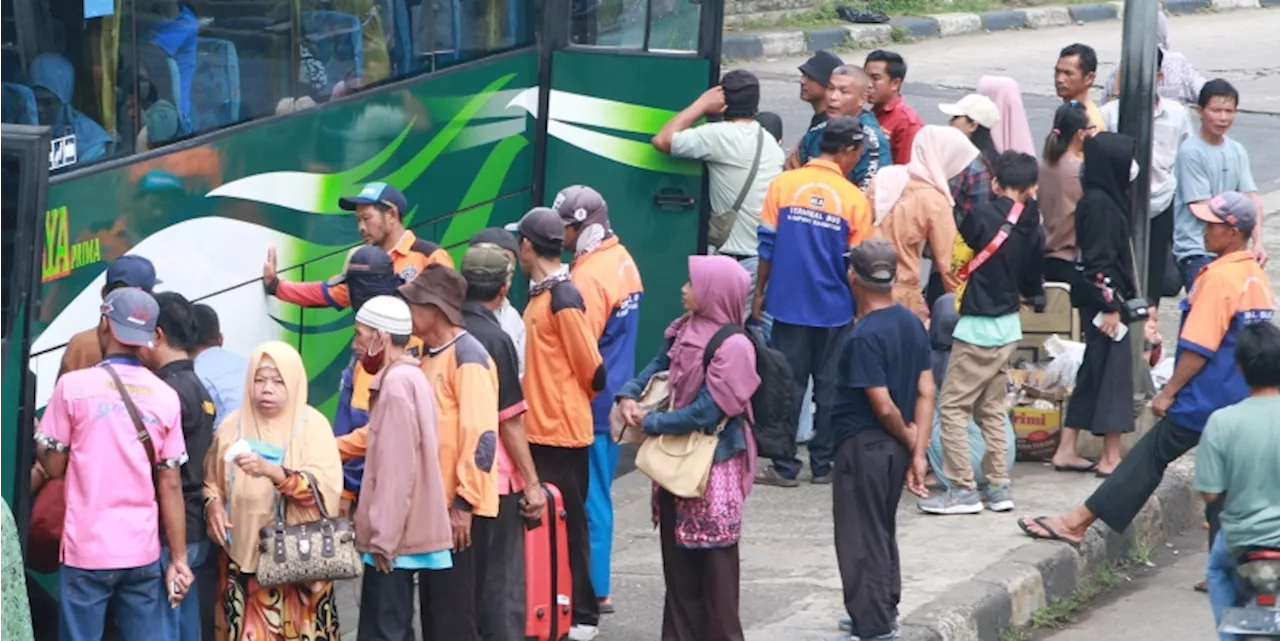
[1,0,722,557]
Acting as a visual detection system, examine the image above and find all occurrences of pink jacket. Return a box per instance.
[354,356,453,559]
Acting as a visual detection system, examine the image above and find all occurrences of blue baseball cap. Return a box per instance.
[105,255,160,292]
[338,182,409,217]
[100,288,159,348]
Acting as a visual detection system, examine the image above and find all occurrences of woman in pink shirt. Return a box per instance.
[202,342,342,641]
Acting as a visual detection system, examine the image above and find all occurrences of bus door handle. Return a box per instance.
[654,189,696,210]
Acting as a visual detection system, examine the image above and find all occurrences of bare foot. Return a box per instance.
[1017,515,1087,544]
[1096,460,1120,476]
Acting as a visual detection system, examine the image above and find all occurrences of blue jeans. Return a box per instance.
[586,435,620,598]
[161,541,210,640]
[1207,531,1241,641]
[59,560,166,641]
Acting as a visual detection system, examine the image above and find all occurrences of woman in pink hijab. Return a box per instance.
[977,75,1036,156]
[616,255,760,641]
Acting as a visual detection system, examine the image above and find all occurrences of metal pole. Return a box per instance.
[1116,0,1160,398]
[1116,0,1159,294]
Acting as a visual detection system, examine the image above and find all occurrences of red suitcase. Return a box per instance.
[525,483,572,641]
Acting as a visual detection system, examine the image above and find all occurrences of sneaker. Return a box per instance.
[568,624,600,640]
[917,488,983,515]
[811,471,833,485]
[983,485,1015,512]
[831,620,898,640]
[755,465,800,488]
[839,617,853,632]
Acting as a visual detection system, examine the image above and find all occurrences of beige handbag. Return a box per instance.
[255,471,362,587]
[635,418,726,499]
[611,371,671,446]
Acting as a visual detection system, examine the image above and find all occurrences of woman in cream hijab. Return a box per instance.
[203,342,343,640]
[872,125,980,321]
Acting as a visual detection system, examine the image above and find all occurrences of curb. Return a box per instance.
[897,455,1201,641]
[723,0,1269,60]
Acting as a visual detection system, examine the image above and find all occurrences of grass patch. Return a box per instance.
[736,0,995,30]
[1001,547,1155,638]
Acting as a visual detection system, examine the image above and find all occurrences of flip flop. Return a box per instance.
[1018,516,1083,546]
[1053,462,1098,473]
[1194,580,1208,593]
[1095,470,1113,478]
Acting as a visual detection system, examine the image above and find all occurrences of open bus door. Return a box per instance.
[536,0,723,362]
[2,124,50,549]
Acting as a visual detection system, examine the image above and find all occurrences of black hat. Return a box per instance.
[822,116,866,148]
[505,207,565,249]
[799,50,844,86]
[721,70,760,119]
[845,238,897,291]
[470,227,519,255]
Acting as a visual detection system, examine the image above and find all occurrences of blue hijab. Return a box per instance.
[29,53,112,163]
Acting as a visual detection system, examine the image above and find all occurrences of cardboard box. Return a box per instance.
[1012,404,1062,462]
[1014,282,1081,363]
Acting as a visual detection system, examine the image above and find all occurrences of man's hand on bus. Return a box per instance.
[697,86,727,115]
[262,246,280,294]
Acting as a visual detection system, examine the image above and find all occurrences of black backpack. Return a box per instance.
[702,324,797,461]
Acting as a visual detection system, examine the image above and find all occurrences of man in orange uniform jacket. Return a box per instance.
[513,207,607,641]
[260,182,453,308]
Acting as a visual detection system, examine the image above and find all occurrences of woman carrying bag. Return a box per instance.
[615,256,760,641]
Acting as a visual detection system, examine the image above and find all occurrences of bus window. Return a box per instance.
[424,0,537,71]
[3,0,138,171]
[571,0,647,48]
[645,0,701,52]
[180,1,297,129]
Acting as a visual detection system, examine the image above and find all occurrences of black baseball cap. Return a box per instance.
[822,116,866,147]
[338,182,409,217]
[470,227,519,255]
[799,50,844,86]
[505,207,566,249]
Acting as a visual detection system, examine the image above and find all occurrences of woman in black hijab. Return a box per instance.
[1062,132,1139,476]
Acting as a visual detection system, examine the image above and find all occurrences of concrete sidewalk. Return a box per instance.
[602,445,1201,640]
[723,0,1276,61]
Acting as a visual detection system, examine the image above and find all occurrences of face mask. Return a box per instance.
[360,334,386,375]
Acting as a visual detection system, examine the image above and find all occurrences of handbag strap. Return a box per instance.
[272,469,334,527]
[728,124,764,214]
[102,363,159,497]
[957,201,1024,282]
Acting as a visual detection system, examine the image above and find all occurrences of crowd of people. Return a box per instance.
[7,20,1278,641]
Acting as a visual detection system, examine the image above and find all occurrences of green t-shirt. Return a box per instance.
[1193,395,1280,549]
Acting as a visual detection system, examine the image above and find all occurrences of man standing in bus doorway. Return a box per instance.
[788,65,891,191]
[551,185,643,616]
[57,255,161,376]
[651,70,785,333]
[512,207,607,641]
[261,181,454,309]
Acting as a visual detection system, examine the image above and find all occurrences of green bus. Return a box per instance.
[1,0,725,602]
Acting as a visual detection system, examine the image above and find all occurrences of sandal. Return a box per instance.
[1018,516,1083,546]
[1053,462,1098,473]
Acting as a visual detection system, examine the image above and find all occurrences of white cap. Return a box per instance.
[355,295,413,336]
[938,94,1001,130]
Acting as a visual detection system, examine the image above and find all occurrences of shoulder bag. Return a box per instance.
[102,364,161,493]
[635,418,725,499]
[611,371,669,446]
[952,202,1024,312]
[707,124,764,249]
[255,470,362,586]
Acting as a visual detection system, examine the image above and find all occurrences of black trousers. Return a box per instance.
[421,541,479,640]
[357,568,420,641]
[770,320,850,479]
[833,430,909,639]
[476,494,527,641]
[1147,204,1175,306]
[657,490,744,641]
[1085,417,1201,532]
[530,444,599,626]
